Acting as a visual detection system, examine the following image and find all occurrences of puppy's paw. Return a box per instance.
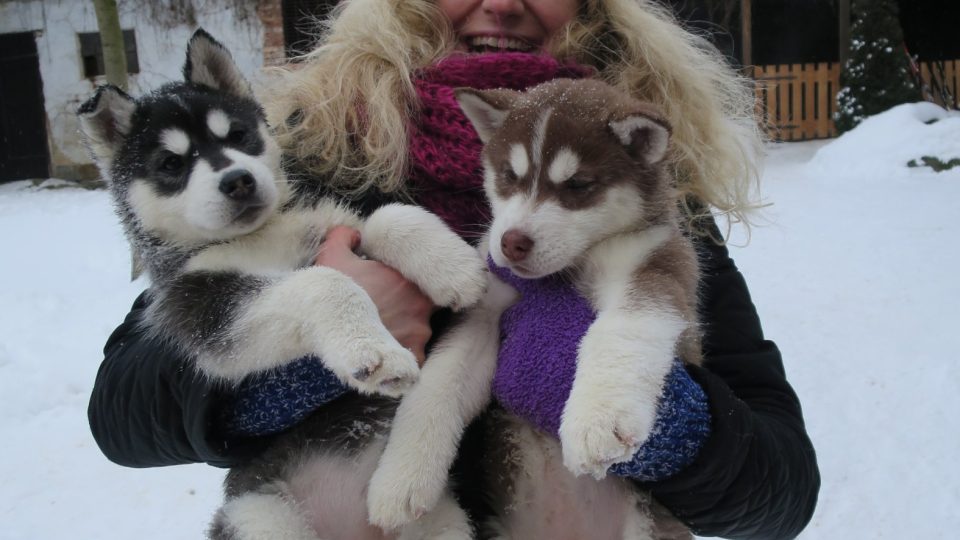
[423,254,487,312]
[366,451,448,531]
[361,204,487,311]
[340,340,420,398]
[559,392,657,479]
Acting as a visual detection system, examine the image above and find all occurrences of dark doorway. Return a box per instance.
[282,0,339,57]
[0,32,50,182]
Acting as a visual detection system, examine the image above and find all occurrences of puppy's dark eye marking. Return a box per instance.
[227,128,248,144]
[563,176,594,191]
[502,168,519,183]
[160,154,184,174]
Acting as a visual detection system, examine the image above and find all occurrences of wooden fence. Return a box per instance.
[917,59,959,110]
[753,62,840,141]
[753,59,958,142]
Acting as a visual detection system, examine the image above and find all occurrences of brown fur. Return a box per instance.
[626,234,702,365]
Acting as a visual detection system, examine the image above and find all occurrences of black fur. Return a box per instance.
[147,271,265,354]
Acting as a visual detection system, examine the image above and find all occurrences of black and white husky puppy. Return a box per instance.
[368,79,701,539]
[79,30,486,540]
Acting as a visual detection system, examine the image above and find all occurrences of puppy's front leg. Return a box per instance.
[170,267,419,396]
[361,204,487,311]
[366,275,517,530]
[558,306,686,479]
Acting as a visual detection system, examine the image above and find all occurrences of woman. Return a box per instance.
[88,0,819,538]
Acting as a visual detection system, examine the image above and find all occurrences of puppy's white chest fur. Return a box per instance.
[578,225,674,310]
[185,200,361,275]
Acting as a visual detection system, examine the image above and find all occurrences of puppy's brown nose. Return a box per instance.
[501,229,534,262]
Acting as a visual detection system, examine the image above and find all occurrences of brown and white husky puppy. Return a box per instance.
[79,30,486,540]
[368,78,700,539]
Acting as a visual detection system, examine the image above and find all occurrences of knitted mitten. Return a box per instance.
[222,357,348,437]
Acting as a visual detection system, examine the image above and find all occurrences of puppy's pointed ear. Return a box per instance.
[77,85,136,172]
[183,28,252,98]
[608,108,671,165]
[455,88,520,143]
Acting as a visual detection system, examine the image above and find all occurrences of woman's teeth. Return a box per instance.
[467,36,535,52]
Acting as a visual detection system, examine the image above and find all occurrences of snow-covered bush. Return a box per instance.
[835,0,917,133]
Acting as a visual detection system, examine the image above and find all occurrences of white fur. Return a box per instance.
[196,265,419,396]
[179,158,234,235]
[488,185,644,278]
[207,109,231,139]
[482,156,497,193]
[620,499,658,540]
[127,180,185,240]
[560,226,685,478]
[395,492,474,540]
[368,271,517,529]
[184,201,360,275]
[360,204,486,311]
[187,37,252,97]
[559,306,685,478]
[582,226,674,310]
[455,92,509,143]
[128,146,282,246]
[491,414,653,540]
[160,128,190,155]
[283,433,473,539]
[257,121,282,167]
[183,202,487,396]
[509,143,529,179]
[217,492,320,540]
[547,147,580,184]
[530,107,553,169]
[609,116,669,164]
[283,441,390,539]
[77,87,136,168]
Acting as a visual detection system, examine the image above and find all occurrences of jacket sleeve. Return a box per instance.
[644,221,820,539]
[87,292,270,468]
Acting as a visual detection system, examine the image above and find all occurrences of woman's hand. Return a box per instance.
[314,226,434,365]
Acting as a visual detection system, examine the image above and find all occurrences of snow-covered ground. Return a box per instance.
[1,103,958,539]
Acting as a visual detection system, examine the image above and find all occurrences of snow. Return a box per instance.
[1,102,959,539]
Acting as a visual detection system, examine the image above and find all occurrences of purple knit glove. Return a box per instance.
[490,260,711,481]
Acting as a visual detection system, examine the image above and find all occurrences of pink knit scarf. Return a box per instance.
[408,52,592,239]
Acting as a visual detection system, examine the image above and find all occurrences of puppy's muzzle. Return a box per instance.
[219,170,257,201]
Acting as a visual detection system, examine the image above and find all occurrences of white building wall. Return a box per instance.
[0,0,268,179]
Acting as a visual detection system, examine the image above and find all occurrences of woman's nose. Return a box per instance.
[481,0,526,18]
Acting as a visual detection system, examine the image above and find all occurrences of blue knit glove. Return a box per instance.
[608,360,711,482]
[222,356,349,437]
[222,357,711,483]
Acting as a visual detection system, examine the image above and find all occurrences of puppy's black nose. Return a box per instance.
[219,170,256,200]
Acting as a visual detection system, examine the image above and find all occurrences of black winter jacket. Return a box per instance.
[87,216,819,539]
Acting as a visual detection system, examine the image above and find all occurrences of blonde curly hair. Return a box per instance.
[263,0,763,226]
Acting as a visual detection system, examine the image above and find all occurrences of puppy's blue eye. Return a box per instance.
[160,155,184,173]
[228,129,247,144]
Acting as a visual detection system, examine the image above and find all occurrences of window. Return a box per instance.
[78,30,139,78]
